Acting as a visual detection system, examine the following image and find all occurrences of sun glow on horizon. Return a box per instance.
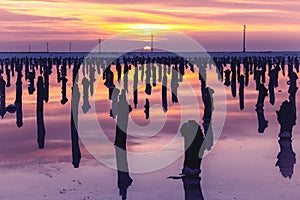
[143,46,152,51]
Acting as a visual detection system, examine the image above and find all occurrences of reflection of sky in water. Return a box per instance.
[1,57,300,198]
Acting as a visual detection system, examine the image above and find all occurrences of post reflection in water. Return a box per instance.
[36,76,45,149]
[71,59,82,168]
[0,75,6,118]
[276,69,298,179]
[133,61,138,109]
[182,176,204,200]
[167,121,205,200]
[81,77,91,113]
[115,89,133,200]
[161,64,168,113]
[15,66,23,128]
[60,63,68,105]
[255,84,268,134]
[276,100,296,179]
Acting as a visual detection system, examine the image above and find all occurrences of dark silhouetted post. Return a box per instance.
[168,120,205,200]
[15,68,23,127]
[37,76,45,149]
[180,120,205,176]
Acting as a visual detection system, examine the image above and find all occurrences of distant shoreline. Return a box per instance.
[0,51,299,54]
[0,51,299,59]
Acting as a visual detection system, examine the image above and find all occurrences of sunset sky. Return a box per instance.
[0,0,300,52]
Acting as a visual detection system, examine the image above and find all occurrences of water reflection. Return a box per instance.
[276,138,296,179]
[115,90,133,200]
[28,70,36,95]
[276,100,297,179]
[2,53,300,198]
[202,87,214,151]
[161,65,168,112]
[15,68,23,127]
[144,98,150,120]
[71,82,81,168]
[133,61,138,108]
[0,75,6,118]
[36,76,45,149]
[276,69,298,179]
[171,66,179,103]
[145,62,152,95]
[239,75,245,110]
[255,84,268,133]
[182,176,204,200]
[104,65,115,100]
[82,77,91,113]
[168,121,205,199]
[60,64,68,105]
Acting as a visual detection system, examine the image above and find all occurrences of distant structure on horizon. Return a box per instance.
[46,42,49,53]
[98,38,102,53]
[243,25,246,53]
[69,42,72,53]
[151,34,154,53]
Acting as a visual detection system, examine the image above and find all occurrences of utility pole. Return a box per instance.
[69,42,72,53]
[243,25,246,53]
[46,42,49,53]
[98,38,101,53]
[151,34,153,53]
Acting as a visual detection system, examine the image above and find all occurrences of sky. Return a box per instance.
[0,0,300,52]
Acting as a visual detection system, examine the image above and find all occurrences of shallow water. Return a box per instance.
[0,52,300,199]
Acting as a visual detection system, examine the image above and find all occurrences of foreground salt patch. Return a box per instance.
[0,161,118,200]
[0,159,184,200]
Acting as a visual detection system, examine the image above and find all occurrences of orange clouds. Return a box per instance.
[0,0,300,51]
